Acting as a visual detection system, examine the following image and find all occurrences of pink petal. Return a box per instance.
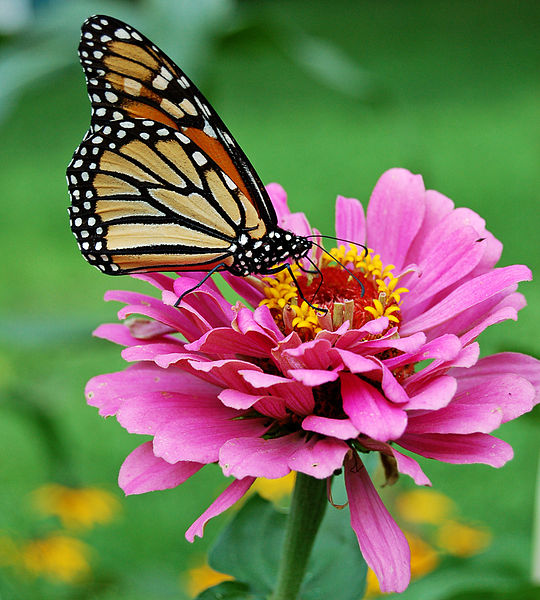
[281,211,312,238]
[366,168,426,271]
[359,437,430,486]
[253,396,289,419]
[405,376,457,410]
[185,476,256,542]
[185,327,275,358]
[380,334,461,371]
[334,348,376,372]
[116,391,222,436]
[335,195,366,247]
[220,433,348,479]
[106,289,206,341]
[266,182,290,222]
[341,373,407,441]
[453,352,540,405]
[121,341,186,363]
[470,230,503,275]
[153,411,268,464]
[93,323,145,347]
[397,432,513,467]
[230,369,315,415]
[119,442,203,495]
[345,454,410,593]
[350,332,427,355]
[288,368,341,386]
[218,389,288,418]
[171,276,233,324]
[453,373,536,423]
[253,305,284,340]
[188,358,262,390]
[401,265,532,336]
[406,402,504,435]
[423,288,525,343]
[392,449,431,486]
[85,364,209,417]
[402,225,486,318]
[283,338,335,370]
[404,189,454,265]
[405,342,480,389]
[288,437,349,478]
[221,273,264,307]
[220,433,302,479]
[302,415,360,440]
[459,306,519,346]
[131,272,175,291]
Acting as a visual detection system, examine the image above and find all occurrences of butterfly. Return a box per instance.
[66,15,361,307]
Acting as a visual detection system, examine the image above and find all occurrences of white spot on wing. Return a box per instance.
[152,75,169,90]
[115,28,130,39]
[192,152,207,166]
[203,122,217,138]
[223,173,237,190]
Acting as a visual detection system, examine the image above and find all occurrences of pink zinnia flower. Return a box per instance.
[86,168,539,593]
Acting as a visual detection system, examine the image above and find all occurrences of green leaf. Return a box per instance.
[209,495,286,595]
[195,580,264,600]
[302,475,367,600]
[208,489,367,600]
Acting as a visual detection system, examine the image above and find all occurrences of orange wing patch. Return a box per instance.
[183,127,250,199]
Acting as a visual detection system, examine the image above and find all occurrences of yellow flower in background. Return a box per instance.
[251,472,296,503]
[21,534,90,583]
[395,488,455,525]
[185,561,233,597]
[31,484,120,530]
[436,520,492,557]
[406,531,440,578]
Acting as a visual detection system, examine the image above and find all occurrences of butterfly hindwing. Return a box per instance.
[78,14,277,229]
[67,111,268,274]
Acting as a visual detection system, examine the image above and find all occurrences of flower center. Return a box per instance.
[259,244,409,340]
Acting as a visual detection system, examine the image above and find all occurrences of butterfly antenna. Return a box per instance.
[306,234,368,258]
[309,241,365,297]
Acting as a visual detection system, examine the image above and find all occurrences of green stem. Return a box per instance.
[271,473,328,600]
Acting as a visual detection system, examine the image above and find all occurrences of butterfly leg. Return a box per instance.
[265,263,327,315]
[174,262,227,307]
[299,256,324,303]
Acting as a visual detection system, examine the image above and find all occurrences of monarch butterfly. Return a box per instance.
[66,15,361,307]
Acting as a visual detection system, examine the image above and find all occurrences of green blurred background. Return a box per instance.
[0,0,538,598]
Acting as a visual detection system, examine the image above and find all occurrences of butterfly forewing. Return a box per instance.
[66,111,270,274]
[78,14,277,227]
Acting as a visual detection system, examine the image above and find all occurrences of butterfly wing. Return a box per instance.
[67,111,266,274]
[77,14,277,229]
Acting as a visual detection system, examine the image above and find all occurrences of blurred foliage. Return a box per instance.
[0,0,376,123]
[0,0,539,598]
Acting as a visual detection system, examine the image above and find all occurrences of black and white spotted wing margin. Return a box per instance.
[66,112,270,275]
[77,14,277,227]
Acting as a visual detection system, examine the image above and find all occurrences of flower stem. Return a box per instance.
[271,473,328,600]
